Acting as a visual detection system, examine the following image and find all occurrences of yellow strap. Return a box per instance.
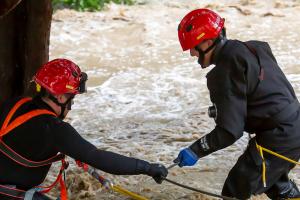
[256,143,300,188]
[256,144,267,187]
[112,185,149,200]
[259,145,300,166]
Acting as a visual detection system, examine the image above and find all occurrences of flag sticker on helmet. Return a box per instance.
[196,32,205,40]
[66,85,74,90]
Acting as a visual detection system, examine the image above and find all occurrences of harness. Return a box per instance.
[0,97,68,200]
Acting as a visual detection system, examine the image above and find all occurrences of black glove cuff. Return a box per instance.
[189,136,211,158]
[135,159,151,175]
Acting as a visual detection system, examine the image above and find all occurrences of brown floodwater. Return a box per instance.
[48,0,300,199]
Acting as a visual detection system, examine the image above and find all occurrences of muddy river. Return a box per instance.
[47,0,300,199]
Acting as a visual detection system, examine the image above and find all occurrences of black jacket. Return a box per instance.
[191,39,300,157]
[0,97,148,190]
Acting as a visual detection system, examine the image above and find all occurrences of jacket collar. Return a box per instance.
[211,37,228,65]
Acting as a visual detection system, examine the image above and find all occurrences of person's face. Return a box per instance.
[189,40,214,68]
[57,93,75,117]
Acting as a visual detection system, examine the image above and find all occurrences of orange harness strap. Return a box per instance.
[0,109,56,137]
[0,97,62,167]
[0,97,68,200]
[1,97,32,130]
[37,159,69,200]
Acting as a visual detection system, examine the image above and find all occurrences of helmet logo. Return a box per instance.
[66,85,74,90]
[196,32,205,40]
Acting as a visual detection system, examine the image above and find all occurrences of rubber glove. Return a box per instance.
[146,163,168,184]
[174,147,199,167]
[136,160,168,184]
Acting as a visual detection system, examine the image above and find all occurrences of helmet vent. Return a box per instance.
[72,71,78,77]
[186,24,193,32]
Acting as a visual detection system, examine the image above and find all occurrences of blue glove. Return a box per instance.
[174,148,199,167]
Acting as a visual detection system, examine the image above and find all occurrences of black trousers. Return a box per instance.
[222,138,300,199]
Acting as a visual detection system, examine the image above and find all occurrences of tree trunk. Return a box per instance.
[0,0,22,17]
[0,0,52,104]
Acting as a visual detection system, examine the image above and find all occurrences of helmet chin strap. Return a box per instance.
[195,37,221,66]
[49,95,73,119]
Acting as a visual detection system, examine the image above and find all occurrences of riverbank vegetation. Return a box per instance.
[52,0,135,11]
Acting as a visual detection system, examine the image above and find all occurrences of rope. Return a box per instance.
[76,162,149,200]
[256,143,300,188]
[257,144,300,166]
[257,145,267,187]
[163,177,239,200]
[112,185,148,200]
[164,144,300,199]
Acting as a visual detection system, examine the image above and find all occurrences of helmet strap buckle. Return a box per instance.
[195,37,221,66]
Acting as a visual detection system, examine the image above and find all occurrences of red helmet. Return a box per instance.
[178,8,225,51]
[33,58,87,95]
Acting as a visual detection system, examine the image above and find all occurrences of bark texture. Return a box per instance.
[0,0,52,104]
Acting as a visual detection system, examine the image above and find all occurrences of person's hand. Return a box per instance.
[174,148,199,167]
[146,163,168,184]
